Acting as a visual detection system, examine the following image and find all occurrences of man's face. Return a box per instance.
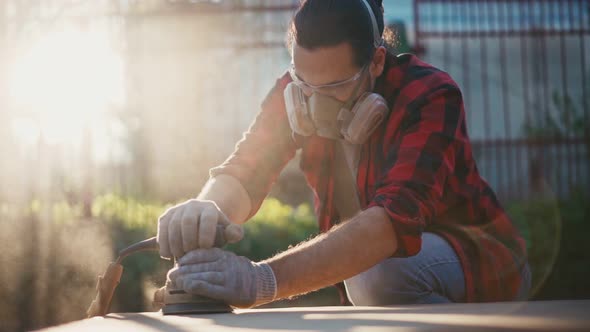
[291,42,372,103]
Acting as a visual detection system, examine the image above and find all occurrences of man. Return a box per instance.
[159,0,530,308]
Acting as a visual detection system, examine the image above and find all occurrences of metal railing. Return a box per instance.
[414,0,590,200]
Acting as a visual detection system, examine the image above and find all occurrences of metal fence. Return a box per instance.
[5,0,588,202]
[413,0,590,201]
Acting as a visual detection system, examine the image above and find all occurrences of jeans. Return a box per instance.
[344,232,531,305]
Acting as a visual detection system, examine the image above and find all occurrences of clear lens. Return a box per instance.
[288,64,366,97]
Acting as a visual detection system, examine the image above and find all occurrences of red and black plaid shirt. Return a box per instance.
[211,53,527,302]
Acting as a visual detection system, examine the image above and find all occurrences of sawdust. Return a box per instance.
[0,216,113,331]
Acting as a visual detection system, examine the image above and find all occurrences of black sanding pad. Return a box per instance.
[162,289,233,315]
[162,301,233,315]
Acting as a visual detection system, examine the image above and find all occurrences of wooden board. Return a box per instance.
[37,300,590,332]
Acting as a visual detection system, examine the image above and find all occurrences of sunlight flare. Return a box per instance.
[8,27,125,150]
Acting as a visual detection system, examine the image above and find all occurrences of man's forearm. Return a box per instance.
[197,174,252,225]
[263,206,397,300]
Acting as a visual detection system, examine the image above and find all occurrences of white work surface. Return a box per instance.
[38,300,590,332]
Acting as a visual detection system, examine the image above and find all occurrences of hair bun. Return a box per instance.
[370,0,384,13]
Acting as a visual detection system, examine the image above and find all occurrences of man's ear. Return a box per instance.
[369,46,387,79]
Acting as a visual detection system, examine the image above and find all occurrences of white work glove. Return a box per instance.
[167,248,277,308]
[157,199,244,259]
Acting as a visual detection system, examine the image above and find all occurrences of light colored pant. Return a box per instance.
[344,232,531,305]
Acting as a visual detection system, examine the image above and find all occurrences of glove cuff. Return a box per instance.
[254,262,277,306]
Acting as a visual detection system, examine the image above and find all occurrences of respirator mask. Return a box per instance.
[283,70,388,145]
[283,0,389,145]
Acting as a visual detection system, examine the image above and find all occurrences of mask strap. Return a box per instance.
[360,0,383,49]
[336,66,369,135]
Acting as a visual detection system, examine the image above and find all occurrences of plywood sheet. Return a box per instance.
[37,300,590,332]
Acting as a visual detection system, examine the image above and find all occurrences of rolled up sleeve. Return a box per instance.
[209,72,297,219]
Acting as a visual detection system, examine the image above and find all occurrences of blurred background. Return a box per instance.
[0,0,588,331]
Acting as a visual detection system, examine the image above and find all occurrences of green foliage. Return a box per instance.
[506,194,561,295]
[507,189,590,299]
[92,193,170,235]
[226,198,319,261]
[539,188,590,300]
[523,91,588,139]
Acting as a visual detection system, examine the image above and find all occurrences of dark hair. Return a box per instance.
[286,0,391,68]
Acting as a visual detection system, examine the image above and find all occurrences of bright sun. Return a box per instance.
[8,27,125,161]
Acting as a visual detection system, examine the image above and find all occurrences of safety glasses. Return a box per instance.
[288,64,368,97]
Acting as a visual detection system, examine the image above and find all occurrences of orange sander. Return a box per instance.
[87,224,243,317]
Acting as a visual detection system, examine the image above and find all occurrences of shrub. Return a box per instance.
[226,198,319,261]
[507,189,590,299]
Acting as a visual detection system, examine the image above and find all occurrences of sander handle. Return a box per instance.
[116,223,244,263]
[87,223,243,317]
